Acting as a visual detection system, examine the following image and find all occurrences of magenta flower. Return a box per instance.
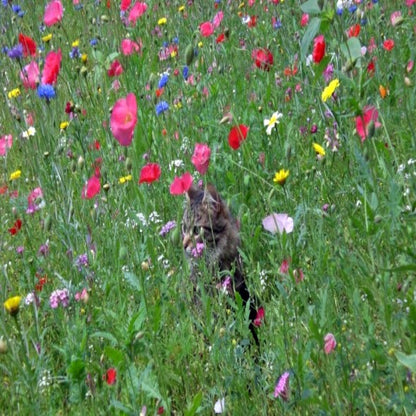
[324,333,337,354]
[128,1,147,26]
[44,0,63,26]
[262,213,294,235]
[200,21,214,37]
[81,175,101,199]
[0,134,13,156]
[191,242,205,258]
[191,143,211,175]
[110,93,138,146]
[355,106,381,142]
[121,38,142,55]
[274,371,290,400]
[49,288,69,308]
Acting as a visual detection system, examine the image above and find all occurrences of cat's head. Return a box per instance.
[182,184,238,262]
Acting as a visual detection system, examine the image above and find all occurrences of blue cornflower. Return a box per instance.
[90,38,98,47]
[172,37,179,44]
[348,5,357,13]
[155,101,169,115]
[11,4,21,13]
[336,8,343,15]
[158,73,169,89]
[8,44,23,59]
[183,66,189,80]
[69,47,80,59]
[37,84,56,100]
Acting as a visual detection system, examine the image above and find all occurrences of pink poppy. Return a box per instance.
[262,213,294,234]
[212,11,223,28]
[383,39,395,51]
[28,187,43,205]
[300,13,309,27]
[200,21,214,37]
[0,134,12,156]
[139,163,161,184]
[44,0,63,26]
[279,258,290,274]
[18,33,36,57]
[253,306,265,327]
[170,172,193,195]
[81,175,100,199]
[110,93,138,146]
[41,49,62,85]
[121,38,142,55]
[312,35,325,63]
[191,143,211,175]
[128,2,147,25]
[228,124,249,150]
[355,106,381,142]
[20,61,40,89]
[324,333,337,354]
[107,60,123,77]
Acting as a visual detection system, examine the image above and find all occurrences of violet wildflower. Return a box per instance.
[191,242,204,258]
[274,371,290,401]
[49,288,69,309]
[38,243,49,257]
[75,253,89,271]
[8,44,23,59]
[323,63,334,83]
[159,220,176,237]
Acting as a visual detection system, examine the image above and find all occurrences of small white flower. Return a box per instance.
[214,397,225,414]
[263,111,283,135]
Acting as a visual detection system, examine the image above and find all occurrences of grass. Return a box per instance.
[1,0,416,414]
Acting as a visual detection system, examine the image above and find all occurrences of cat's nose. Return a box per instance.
[182,234,193,252]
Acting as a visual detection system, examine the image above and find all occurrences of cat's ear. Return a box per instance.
[203,184,222,213]
[186,184,200,202]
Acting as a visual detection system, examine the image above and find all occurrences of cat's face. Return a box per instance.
[182,185,239,268]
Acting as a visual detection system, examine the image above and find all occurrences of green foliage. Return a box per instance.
[1,0,416,414]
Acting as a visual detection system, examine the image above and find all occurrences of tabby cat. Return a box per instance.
[182,184,259,345]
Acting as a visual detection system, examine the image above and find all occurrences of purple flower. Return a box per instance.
[49,288,69,309]
[159,220,176,237]
[75,253,89,271]
[274,371,290,400]
[323,63,334,83]
[191,242,204,258]
[38,243,50,257]
[8,44,23,59]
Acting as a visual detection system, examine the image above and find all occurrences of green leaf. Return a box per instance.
[300,0,321,14]
[184,391,203,416]
[340,37,362,62]
[123,271,142,292]
[90,331,118,345]
[395,351,416,372]
[67,357,85,381]
[385,264,416,272]
[104,346,125,366]
[301,17,321,58]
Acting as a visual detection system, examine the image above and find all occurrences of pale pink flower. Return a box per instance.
[110,93,138,146]
[0,134,13,156]
[324,333,337,354]
[121,38,142,55]
[262,213,294,234]
[20,61,40,90]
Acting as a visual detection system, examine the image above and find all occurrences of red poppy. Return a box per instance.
[8,219,22,235]
[228,124,249,150]
[120,0,131,11]
[107,60,123,77]
[383,39,395,51]
[367,59,375,76]
[104,368,117,385]
[18,33,37,57]
[41,49,62,85]
[35,274,48,292]
[251,48,273,71]
[169,172,193,195]
[347,24,360,38]
[312,35,325,63]
[247,15,257,28]
[216,33,225,44]
[139,163,161,184]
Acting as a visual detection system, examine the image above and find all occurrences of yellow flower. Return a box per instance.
[60,121,69,130]
[9,170,22,180]
[273,169,289,185]
[321,79,340,102]
[119,174,132,184]
[42,33,53,42]
[72,39,80,48]
[198,41,203,48]
[4,296,22,316]
[81,53,88,63]
[178,5,185,12]
[158,17,167,25]
[8,88,21,99]
[313,142,326,157]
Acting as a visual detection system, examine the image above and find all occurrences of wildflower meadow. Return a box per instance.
[1,0,416,414]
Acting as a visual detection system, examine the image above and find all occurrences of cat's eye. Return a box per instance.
[193,226,200,236]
